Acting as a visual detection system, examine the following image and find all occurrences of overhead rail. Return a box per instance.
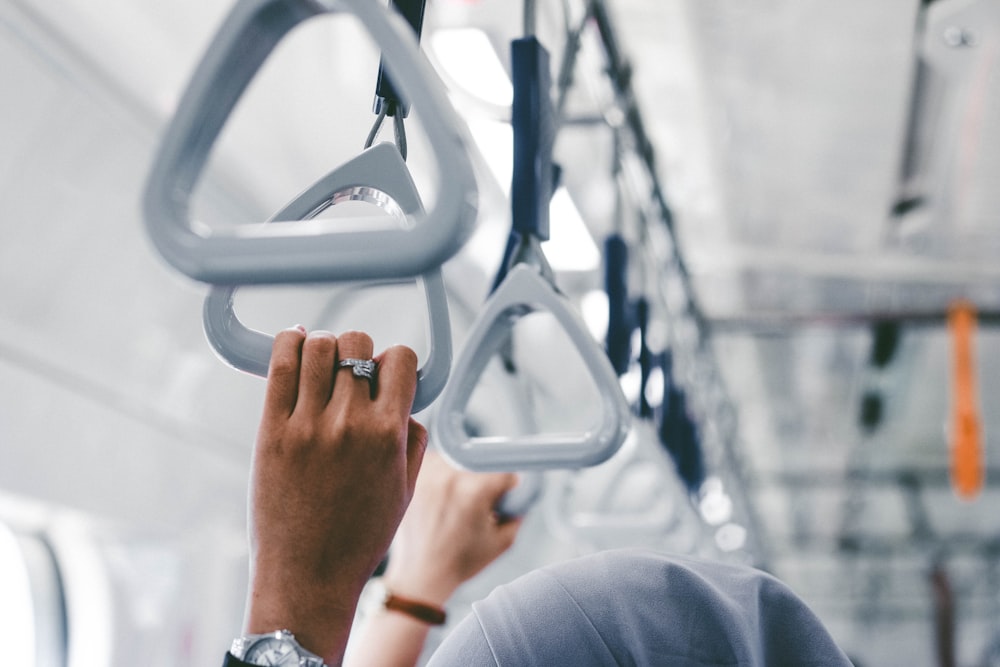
[705,306,1000,335]
[529,0,767,564]
[586,0,705,334]
[203,144,452,414]
[142,0,477,286]
[434,33,630,472]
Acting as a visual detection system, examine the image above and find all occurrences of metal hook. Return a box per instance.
[364,105,389,151]
[364,104,409,161]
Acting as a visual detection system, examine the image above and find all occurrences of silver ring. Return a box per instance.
[338,358,378,398]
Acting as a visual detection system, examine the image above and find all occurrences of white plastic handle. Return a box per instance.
[495,471,544,517]
[434,264,630,471]
[143,0,477,285]
[549,422,686,539]
[203,144,452,413]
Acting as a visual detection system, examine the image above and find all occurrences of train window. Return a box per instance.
[0,522,35,663]
[0,521,67,667]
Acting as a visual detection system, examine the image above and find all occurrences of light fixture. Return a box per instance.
[643,365,665,409]
[698,482,733,526]
[580,289,609,340]
[543,188,601,272]
[429,28,513,107]
[468,120,514,195]
[715,523,747,553]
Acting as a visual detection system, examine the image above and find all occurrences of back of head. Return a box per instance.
[428,548,852,667]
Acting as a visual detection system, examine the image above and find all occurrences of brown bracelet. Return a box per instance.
[384,592,447,625]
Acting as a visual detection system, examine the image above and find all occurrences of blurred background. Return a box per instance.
[1,0,999,664]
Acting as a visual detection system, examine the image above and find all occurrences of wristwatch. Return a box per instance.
[230,629,327,667]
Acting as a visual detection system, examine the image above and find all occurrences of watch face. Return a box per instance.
[244,637,302,666]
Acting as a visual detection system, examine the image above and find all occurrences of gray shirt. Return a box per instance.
[428,549,851,666]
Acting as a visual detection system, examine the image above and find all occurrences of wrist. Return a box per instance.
[381,571,459,608]
[382,591,448,625]
[247,567,363,663]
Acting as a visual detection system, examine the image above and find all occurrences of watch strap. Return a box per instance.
[222,651,257,667]
[384,592,447,625]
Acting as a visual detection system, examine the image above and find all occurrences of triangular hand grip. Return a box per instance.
[434,264,630,471]
[550,421,687,541]
[269,143,422,222]
[203,148,452,414]
[144,0,477,285]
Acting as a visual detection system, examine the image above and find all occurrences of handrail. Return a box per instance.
[203,143,452,414]
[143,0,477,285]
[434,35,628,471]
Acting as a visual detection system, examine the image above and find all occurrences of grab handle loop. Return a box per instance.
[546,421,690,545]
[435,265,630,470]
[203,144,452,414]
[143,0,477,285]
[433,36,628,470]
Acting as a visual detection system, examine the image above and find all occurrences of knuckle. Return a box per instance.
[330,411,358,442]
[373,414,403,444]
[268,354,299,380]
[330,411,397,448]
[286,417,319,448]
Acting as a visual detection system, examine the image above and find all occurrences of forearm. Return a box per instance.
[245,534,373,664]
[346,572,455,667]
[346,608,435,667]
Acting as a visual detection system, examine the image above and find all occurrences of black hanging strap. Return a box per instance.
[373,0,428,118]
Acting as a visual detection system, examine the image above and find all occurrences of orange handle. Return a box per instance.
[947,300,983,500]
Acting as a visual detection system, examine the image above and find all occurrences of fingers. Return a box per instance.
[294,331,338,416]
[495,516,524,546]
[263,328,307,419]
[405,418,428,494]
[374,345,419,421]
[476,472,521,505]
[331,331,376,407]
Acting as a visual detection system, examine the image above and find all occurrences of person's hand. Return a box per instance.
[381,450,524,606]
[246,328,427,665]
